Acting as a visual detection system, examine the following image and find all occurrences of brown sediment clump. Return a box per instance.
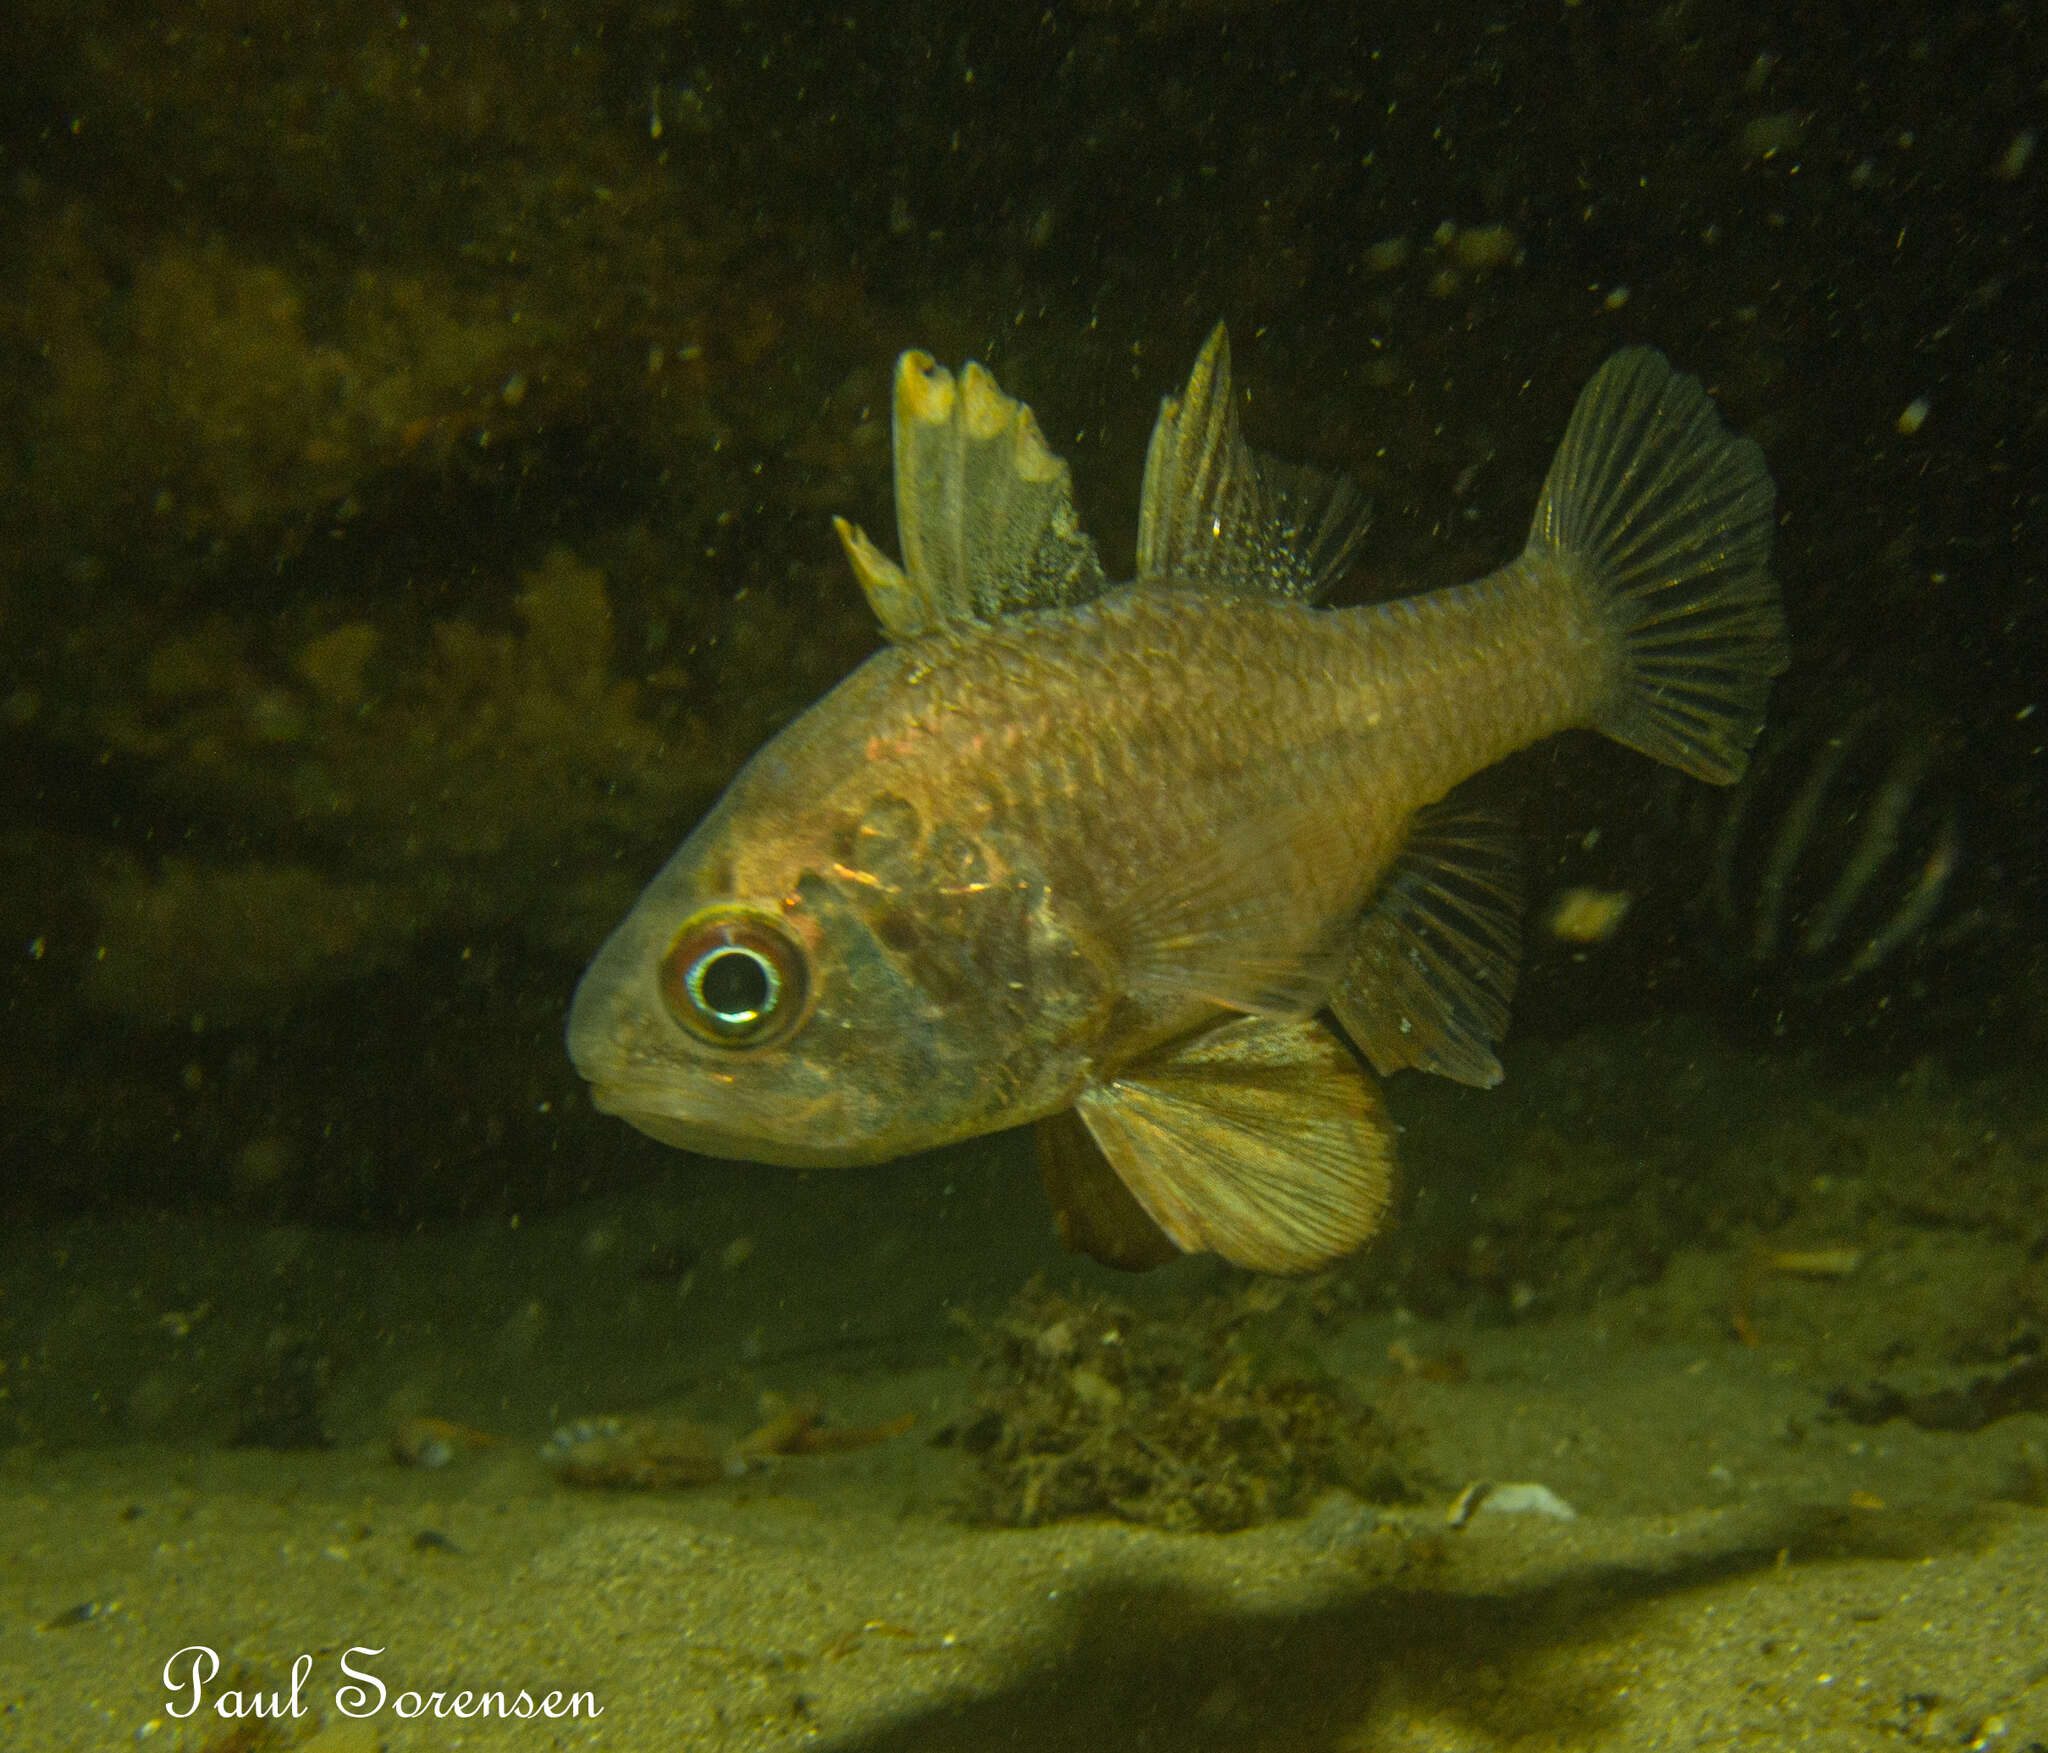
[955,1279,1410,1532]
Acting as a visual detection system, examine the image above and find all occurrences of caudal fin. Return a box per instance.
[1528,349,1789,785]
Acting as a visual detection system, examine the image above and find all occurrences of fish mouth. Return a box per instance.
[585,1080,873,1168]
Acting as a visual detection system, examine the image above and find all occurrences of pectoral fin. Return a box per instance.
[1075,1015,1396,1275]
[1102,799,1363,1019]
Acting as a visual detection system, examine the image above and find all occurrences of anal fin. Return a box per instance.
[1075,1015,1396,1276]
[1330,803,1523,1088]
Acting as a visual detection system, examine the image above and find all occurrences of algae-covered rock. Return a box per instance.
[0,5,909,1211]
[0,0,894,1077]
[84,854,419,1027]
[3,217,553,573]
[61,545,742,1023]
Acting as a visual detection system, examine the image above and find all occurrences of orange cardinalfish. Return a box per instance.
[571,325,1785,1275]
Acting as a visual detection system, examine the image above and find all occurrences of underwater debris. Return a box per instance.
[955,1279,1408,1532]
[1763,1246,1864,1279]
[542,1415,731,1490]
[390,1415,499,1469]
[1825,1355,2048,1434]
[1385,1337,1470,1383]
[1693,691,1970,996]
[1545,887,1634,944]
[42,1598,120,1631]
[733,1397,917,1460]
[541,1396,915,1490]
[1726,1236,1870,1343]
[820,1619,961,1661]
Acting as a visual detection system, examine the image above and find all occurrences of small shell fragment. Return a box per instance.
[1448,1479,1579,1526]
[1481,1482,1579,1520]
[390,1415,498,1468]
[1446,1480,1492,1526]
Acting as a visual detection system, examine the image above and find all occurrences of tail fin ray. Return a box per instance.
[1530,349,1788,785]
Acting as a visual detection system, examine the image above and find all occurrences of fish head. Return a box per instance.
[566,847,956,1166]
[568,662,1116,1166]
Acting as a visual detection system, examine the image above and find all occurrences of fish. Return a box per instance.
[569,324,1787,1275]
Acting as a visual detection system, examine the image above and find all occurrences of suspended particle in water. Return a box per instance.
[1994,128,2036,181]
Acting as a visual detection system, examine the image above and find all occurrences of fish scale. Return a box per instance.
[954,581,1579,966]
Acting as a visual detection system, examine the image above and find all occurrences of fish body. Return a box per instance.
[571,327,1787,1273]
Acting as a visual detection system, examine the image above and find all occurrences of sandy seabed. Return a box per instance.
[8,1020,2048,1751]
[6,1305,2046,1753]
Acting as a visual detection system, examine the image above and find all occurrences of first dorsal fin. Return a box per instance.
[1135,322,1371,602]
[833,351,1107,640]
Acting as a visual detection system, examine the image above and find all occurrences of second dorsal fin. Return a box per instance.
[1135,323,1372,602]
[833,351,1107,640]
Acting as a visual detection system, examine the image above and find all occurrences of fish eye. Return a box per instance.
[658,909,809,1047]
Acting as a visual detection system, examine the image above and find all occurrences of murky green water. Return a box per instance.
[3,4,2044,1747]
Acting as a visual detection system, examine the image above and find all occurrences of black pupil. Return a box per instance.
[696,947,772,1020]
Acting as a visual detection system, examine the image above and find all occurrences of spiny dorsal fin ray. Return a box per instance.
[834,351,1107,641]
[1136,322,1371,602]
[1330,802,1523,1089]
[1075,1015,1396,1275]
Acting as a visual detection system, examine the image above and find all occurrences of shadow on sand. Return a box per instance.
[824,1501,2000,1751]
